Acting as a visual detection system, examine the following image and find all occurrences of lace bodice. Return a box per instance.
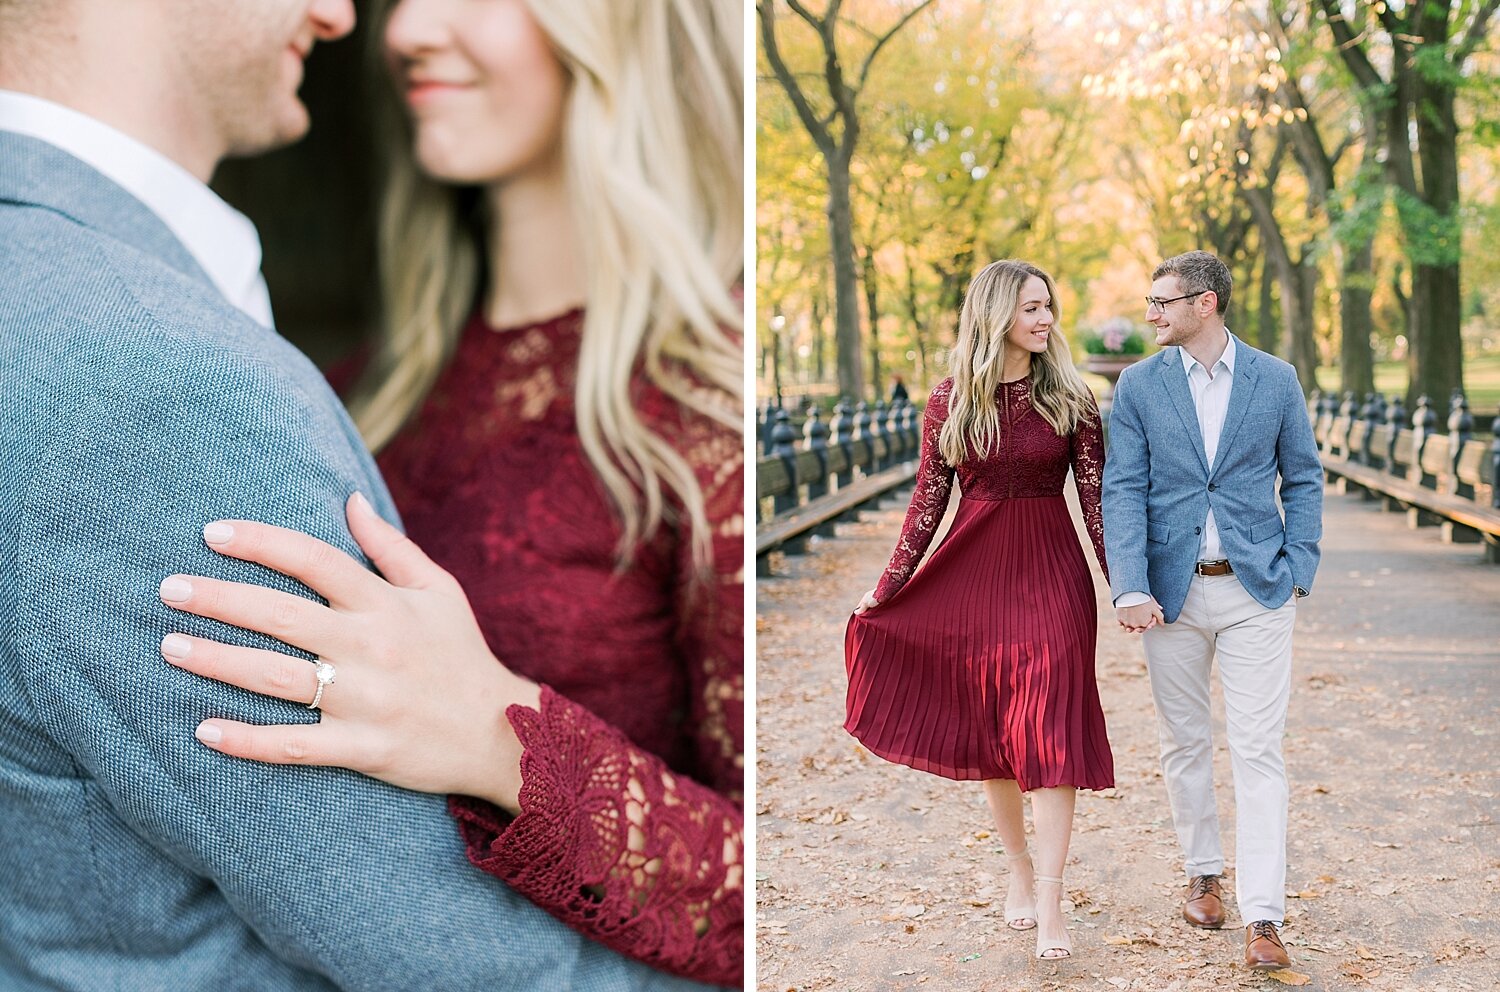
[376,309,743,986]
[874,376,1108,601]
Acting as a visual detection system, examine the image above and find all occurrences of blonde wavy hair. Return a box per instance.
[347,0,744,569]
[940,260,1096,466]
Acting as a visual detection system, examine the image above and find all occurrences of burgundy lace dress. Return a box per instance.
[844,376,1115,791]
[375,309,744,986]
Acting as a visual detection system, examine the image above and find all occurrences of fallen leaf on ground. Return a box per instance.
[1105,934,1162,947]
[1265,969,1312,985]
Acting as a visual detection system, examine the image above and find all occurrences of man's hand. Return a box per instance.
[1116,598,1164,633]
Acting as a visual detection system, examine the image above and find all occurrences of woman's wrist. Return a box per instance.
[465,666,541,813]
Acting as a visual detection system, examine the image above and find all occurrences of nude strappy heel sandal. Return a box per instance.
[1003,848,1037,931]
[1034,875,1072,959]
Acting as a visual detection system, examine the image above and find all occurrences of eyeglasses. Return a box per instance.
[1145,291,1208,313]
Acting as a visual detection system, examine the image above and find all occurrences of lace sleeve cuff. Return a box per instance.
[448,685,743,987]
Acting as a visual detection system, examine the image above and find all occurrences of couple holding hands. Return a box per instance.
[846,251,1324,970]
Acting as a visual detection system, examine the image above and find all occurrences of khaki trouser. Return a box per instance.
[1142,573,1297,925]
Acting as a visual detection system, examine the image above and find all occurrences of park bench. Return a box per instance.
[756,399,922,576]
[1310,390,1500,562]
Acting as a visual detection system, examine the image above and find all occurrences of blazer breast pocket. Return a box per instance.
[1233,415,1282,450]
[1249,514,1284,543]
[1147,517,1170,544]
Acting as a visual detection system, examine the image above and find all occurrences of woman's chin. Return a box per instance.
[413,152,480,185]
[411,134,497,186]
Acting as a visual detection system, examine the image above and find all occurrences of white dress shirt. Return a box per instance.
[1116,329,1236,608]
[0,90,274,327]
[1185,329,1235,561]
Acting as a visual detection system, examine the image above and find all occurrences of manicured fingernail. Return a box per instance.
[159,576,193,603]
[350,491,373,517]
[161,633,192,661]
[203,522,235,545]
[195,723,223,746]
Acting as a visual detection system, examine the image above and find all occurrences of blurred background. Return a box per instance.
[213,13,380,371]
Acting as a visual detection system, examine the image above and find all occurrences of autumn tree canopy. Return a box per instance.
[758,0,1500,408]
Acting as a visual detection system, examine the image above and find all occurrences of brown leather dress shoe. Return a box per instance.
[1182,874,1225,928]
[1244,921,1290,970]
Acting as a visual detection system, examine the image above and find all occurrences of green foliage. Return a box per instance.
[1080,326,1148,355]
[1393,189,1464,267]
[1411,44,1464,90]
[1330,162,1388,249]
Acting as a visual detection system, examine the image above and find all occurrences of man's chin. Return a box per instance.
[225,107,312,159]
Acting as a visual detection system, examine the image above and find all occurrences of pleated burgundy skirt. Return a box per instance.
[844,494,1114,790]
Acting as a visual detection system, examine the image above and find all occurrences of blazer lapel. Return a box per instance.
[1210,335,1260,478]
[1158,347,1209,476]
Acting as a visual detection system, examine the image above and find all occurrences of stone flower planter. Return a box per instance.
[1082,353,1146,386]
[1081,353,1147,432]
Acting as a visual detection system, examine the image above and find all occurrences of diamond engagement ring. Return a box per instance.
[308,661,337,710]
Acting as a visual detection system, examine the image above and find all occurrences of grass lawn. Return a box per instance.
[1314,355,1500,412]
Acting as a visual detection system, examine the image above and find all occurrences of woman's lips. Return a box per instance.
[405,80,474,105]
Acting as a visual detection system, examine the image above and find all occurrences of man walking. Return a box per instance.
[1102,250,1323,971]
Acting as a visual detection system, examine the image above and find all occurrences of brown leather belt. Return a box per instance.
[1195,559,1233,576]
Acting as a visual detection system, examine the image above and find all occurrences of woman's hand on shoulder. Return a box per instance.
[853,589,881,615]
[157,493,533,812]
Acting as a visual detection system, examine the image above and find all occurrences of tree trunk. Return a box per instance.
[770,333,784,406]
[827,155,865,401]
[1410,49,1465,407]
[1338,239,1376,398]
[1411,261,1464,407]
[902,250,930,392]
[1290,259,1319,394]
[1241,186,1317,393]
[1257,251,1278,354]
[811,292,827,384]
[861,245,882,399]
[1392,263,1414,381]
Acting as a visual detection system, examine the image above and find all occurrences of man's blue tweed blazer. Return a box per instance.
[1101,337,1323,624]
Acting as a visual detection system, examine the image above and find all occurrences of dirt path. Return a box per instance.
[755,484,1499,991]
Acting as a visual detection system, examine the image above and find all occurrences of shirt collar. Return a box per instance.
[1181,328,1235,378]
[0,90,273,327]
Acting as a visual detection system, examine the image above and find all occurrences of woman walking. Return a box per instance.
[845,259,1113,960]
